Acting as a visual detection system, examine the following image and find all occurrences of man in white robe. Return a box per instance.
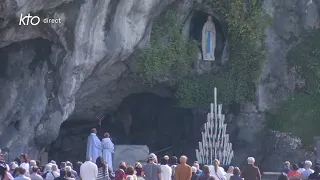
[101,132,114,170]
[86,128,102,163]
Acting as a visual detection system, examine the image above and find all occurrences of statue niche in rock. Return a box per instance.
[202,15,216,61]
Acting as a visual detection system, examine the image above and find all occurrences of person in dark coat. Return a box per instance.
[308,165,320,180]
[241,157,261,180]
[230,167,242,180]
[191,166,199,180]
[197,165,215,180]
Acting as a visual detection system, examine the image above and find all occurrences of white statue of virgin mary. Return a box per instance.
[202,15,216,61]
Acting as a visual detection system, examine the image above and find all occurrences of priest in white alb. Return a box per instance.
[102,132,114,170]
[86,128,102,163]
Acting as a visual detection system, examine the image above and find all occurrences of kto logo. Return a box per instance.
[19,14,40,26]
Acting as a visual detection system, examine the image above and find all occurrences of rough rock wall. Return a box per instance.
[0,0,171,160]
[230,0,320,170]
[0,0,319,170]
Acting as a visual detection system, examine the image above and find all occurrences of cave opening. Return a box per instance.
[48,92,206,164]
[189,11,226,63]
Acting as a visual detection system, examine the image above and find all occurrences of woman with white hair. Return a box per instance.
[209,159,226,180]
[29,160,37,174]
[45,164,60,180]
[302,161,314,179]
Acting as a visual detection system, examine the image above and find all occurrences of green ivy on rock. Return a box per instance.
[267,29,320,147]
[287,29,320,94]
[176,0,269,107]
[134,1,269,107]
[266,93,320,148]
[134,7,198,86]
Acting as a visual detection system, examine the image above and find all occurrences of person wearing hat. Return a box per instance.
[141,153,162,180]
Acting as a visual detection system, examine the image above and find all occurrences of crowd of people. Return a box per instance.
[0,149,262,180]
[279,160,320,180]
[1,149,320,180]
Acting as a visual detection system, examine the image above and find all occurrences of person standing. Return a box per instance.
[160,157,172,180]
[225,166,234,180]
[308,165,320,180]
[281,161,291,174]
[191,167,198,180]
[287,164,302,180]
[302,161,314,179]
[298,162,305,174]
[195,165,215,180]
[170,156,178,180]
[209,159,225,180]
[80,157,98,180]
[230,167,241,180]
[193,163,202,176]
[142,153,161,180]
[114,162,126,180]
[101,133,114,170]
[13,167,31,180]
[96,156,109,180]
[87,128,102,163]
[241,157,261,180]
[30,166,43,180]
[20,154,30,177]
[45,164,60,180]
[175,156,192,180]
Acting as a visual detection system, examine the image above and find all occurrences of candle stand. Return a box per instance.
[195,87,234,165]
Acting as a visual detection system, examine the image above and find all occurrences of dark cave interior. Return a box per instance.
[189,11,226,63]
[48,92,208,164]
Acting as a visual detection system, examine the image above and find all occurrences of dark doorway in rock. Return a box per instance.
[189,11,226,63]
[48,92,207,164]
[100,92,205,160]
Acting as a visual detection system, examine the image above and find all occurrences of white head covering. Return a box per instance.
[192,166,197,173]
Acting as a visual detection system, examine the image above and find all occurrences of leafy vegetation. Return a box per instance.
[267,93,320,147]
[266,29,320,146]
[134,7,198,86]
[135,0,269,107]
[176,0,269,107]
[287,29,320,94]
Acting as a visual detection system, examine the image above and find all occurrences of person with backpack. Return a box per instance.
[46,164,60,180]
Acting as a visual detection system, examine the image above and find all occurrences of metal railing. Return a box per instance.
[262,172,281,180]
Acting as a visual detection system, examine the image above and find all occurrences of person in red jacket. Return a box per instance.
[288,164,302,180]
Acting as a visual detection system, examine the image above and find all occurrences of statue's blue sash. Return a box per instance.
[206,31,211,53]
